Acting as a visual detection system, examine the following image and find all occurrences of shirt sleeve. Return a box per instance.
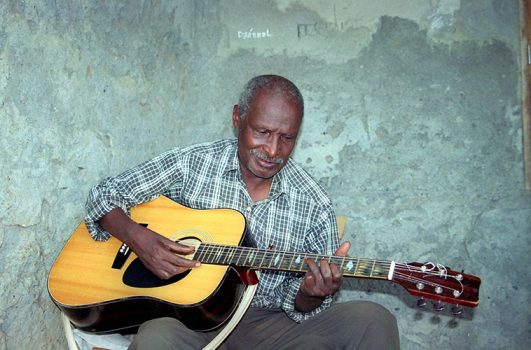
[280,205,340,322]
[84,148,184,240]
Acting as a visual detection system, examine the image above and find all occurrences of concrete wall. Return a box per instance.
[0,0,529,349]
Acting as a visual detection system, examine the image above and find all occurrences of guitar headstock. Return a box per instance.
[392,262,481,311]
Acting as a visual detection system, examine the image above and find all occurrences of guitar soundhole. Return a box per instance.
[123,258,191,288]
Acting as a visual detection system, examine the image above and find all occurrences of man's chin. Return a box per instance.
[250,166,279,179]
[252,170,276,179]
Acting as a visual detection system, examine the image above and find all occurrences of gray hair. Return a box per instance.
[237,75,304,119]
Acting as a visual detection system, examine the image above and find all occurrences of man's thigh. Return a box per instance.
[130,301,399,350]
[225,301,399,350]
[128,317,216,350]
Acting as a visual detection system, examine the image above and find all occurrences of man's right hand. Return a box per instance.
[98,207,200,280]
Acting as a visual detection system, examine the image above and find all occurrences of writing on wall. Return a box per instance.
[297,20,351,39]
[237,28,272,39]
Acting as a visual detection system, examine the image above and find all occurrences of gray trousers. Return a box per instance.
[129,301,400,350]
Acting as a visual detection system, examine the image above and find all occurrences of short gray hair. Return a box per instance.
[237,75,304,119]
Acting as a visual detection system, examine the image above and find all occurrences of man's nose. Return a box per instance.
[265,135,280,158]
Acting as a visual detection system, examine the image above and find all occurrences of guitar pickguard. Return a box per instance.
[122,236,202,288]
[123,258,191,288]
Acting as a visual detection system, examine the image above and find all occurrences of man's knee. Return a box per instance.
[333,301,400,349]
[336,300,396,323]
[129,317,195,350]
[359,301,397,326]
[138,317,181,333]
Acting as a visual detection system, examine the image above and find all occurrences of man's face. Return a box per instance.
[233,89,302,181]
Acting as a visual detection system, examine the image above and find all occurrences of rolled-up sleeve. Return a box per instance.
[84,149,183,240]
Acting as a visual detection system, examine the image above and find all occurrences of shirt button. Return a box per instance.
[246,206,252,212]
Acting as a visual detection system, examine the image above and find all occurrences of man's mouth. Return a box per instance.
[251,149,284,168]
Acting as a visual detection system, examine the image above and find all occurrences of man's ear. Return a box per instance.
[232,104,241,129]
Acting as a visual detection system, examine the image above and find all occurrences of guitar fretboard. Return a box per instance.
[194,243,394,280]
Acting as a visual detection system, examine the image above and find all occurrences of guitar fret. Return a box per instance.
[207,244,218,264]
[340,259,388,279]
[312,254,321,267]
[343,258,358,274]
[269,252,278,268]
[223,246,230,264]
[194,245,204,261]
[215,247,223,262]
[215,246,223,264]
[294,254,304,271]
[267,252,275,268]
[372,261,389,279]
[262,251,271,268]
[269,251,284,269]
[257,249,268,268]
[287,252,296,270]
[247,249,257,267]
[225,246,235,264]
[234,247,245,266]
[218,246,226,264]
[198,244,208,263]
[213,245,222,263]
[198,244,390,281]
[338,256,346,272]
[201,245,209,262]
[210,245,219,264]
[318,254,330,265]
[355,259,372,277]
[278,252,287,268]
[280,252,294,270]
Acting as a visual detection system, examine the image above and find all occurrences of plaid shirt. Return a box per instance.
[85,139,339,322]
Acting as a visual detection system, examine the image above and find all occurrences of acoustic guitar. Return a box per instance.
[48,195,481,334]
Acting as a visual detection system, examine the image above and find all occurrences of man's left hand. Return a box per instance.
[295,241,351,312]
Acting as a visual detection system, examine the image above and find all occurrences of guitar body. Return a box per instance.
[48,196,252,334]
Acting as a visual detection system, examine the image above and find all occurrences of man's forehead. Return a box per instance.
[253,89,303,114]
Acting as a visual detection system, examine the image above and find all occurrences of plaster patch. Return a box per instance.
[426,0,461,37]
[218,0,431,64]
[275,0,430,24]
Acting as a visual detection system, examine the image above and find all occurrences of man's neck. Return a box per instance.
[241,172,273,203]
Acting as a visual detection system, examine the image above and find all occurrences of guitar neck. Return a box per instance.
[193,242,482,309]
[194,243,394,281]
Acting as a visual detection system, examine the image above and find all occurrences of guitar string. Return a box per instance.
[195,243,460,278]
[195,244,465,296]
[391,271,463,294]
[196,243,447,273]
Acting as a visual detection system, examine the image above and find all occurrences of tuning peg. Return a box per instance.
[451,305,463,316]
[433,301,445,312]
[417,298,427,308]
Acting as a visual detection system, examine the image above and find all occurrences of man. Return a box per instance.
[85,75,399,349]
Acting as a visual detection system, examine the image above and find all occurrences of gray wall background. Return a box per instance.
[1,0,530,349]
